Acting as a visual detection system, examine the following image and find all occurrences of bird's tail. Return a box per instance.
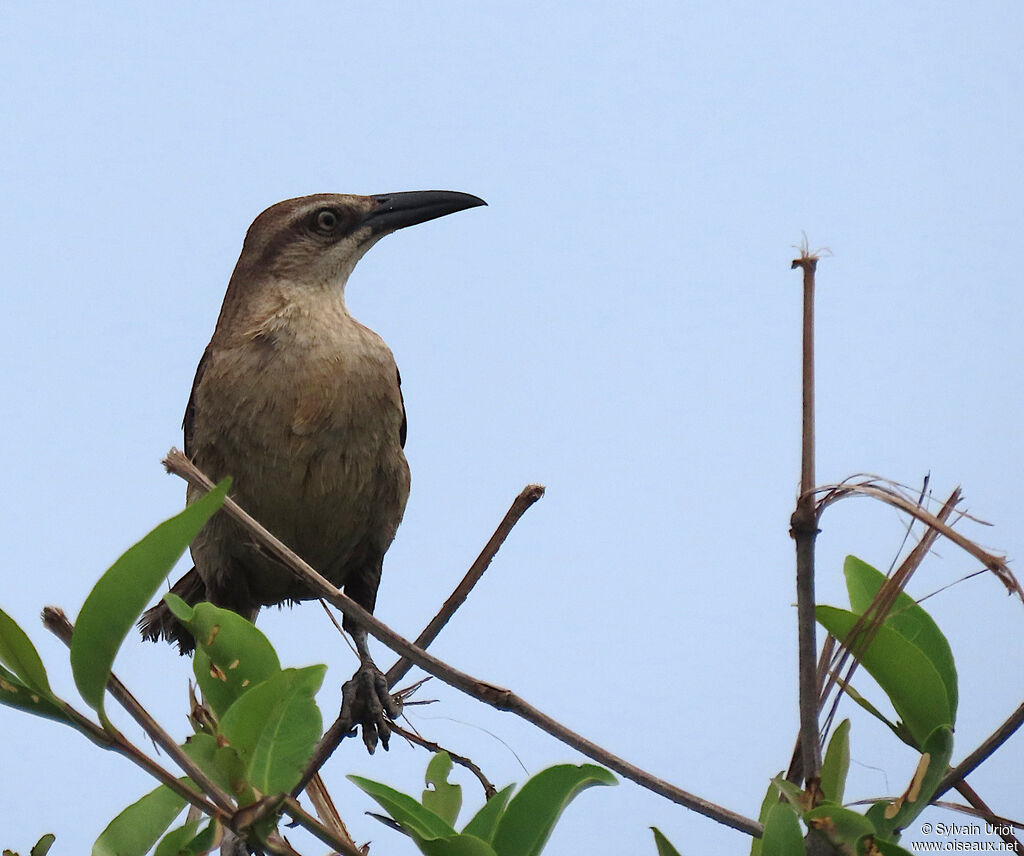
[138,568,205,655]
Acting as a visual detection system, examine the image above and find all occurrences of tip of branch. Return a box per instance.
[521,484,546,502]
[41,606,73,644]
[163,447,185,474]
[791,232,833,269]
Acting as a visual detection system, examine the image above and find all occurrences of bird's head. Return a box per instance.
[231,191,486,289]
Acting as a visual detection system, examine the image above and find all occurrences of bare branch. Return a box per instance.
[304,772,361,856]
[387,483,545,688]
[165,448,762,838]
[946,780,1024,852]
[282,797,365,856]
[391,720,497,799]
[307,484,545,785]
[790,248,822,786]
[936,700,1024,801]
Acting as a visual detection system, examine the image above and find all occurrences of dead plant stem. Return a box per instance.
[791,251,822,785]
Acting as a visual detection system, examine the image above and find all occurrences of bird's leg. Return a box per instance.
[339,627,402,753]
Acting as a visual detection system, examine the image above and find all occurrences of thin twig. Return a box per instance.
[936,701,1024,800]
[41,606,236,815]
[33,687,222,821]
[31,660,229,822]
[390,720,497,799]
[947,780,1023,852]
[305,772,361,855]
[816,481,1021,601]
[304,484,544,790]
[165,449,762,838]
[387,483,545,688]
[790,248,822,786]
[282,797,365,856]
[793,248,817,501]
[44,602,372,850]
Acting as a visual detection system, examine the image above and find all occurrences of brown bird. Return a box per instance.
[140,190,486,750]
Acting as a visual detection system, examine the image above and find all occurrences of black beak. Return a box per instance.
[364,190,487,235]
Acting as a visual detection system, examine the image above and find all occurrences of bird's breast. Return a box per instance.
[188,310,410,588]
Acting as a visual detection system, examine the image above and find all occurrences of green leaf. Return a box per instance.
[171,600,282,717]
[462,785,514,842]
[0,664,74,726]
[866,726,954,839]
[182,821,221,855]
[491,764,616,856]
[423,752,463,827]
[838,680,903,737]
[354,779,496,856]
[424,835,498,856]
[92,782,188,856]
[844,556,958,719]
[219,665,325,795]
[181,732,252,804]
[72,481,230,715]
[820,719,851,804]
[349,774,458,840]
[154,821,200,856]
[750,777,783,856]
[816,605,952,745]
[651,827,683,856]
[760,803,803,856]
[769,775,808,812]
[30,835,56,856]
[0,609,54,698]
[804,803,875,848]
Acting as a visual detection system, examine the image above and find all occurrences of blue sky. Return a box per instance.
[2,3,1022,853]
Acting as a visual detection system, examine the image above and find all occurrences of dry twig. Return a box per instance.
[164,448,762,838]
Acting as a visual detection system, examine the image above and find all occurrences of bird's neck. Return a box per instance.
[214,276,356,349]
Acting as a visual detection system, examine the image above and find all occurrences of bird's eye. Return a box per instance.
[314,208,339,234]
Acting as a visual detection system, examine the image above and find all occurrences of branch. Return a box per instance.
[282,797,365,856]
[935,700,1024,800]
[944,780,1023,852]
[790,248,822,786]
[165,449,762,838]
[306,483,545,786]
[391,720,497,798]
[42,607,236,815]
[45,606,381,851]
[387,483,545,688]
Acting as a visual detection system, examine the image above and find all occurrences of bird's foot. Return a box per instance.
[339,660,402,753]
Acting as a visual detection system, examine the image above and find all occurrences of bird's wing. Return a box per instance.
[183,348,211,457]
[397,367,407,449]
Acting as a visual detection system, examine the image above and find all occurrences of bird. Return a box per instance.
[140,190,486,750]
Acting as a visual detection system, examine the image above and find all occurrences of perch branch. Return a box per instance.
[305,483,543,789]
[165,448,762,838]
[387,483,545,687]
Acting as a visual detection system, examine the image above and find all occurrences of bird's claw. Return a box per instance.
[340,661,402,753]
